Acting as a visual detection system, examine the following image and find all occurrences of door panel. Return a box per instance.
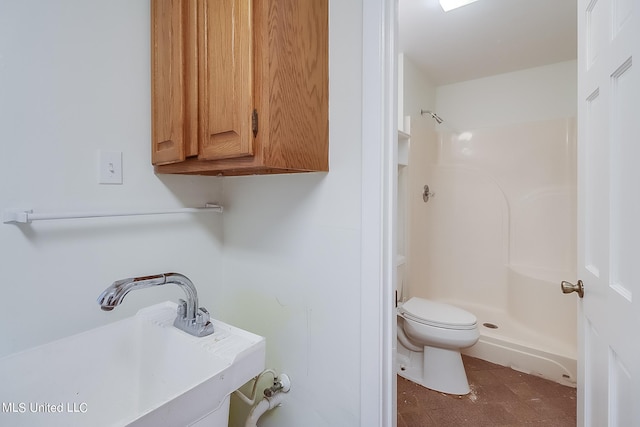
[577,0,640,426]
[151,0,191,165]
[199,0,254,160]
[583,87,607,281]
[584,322,606,426]
[609,349,633,426]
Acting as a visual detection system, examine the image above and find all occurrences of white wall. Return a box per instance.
[400,54,437,124]
[221,2,364,424]
[1,1,375,426]
[0,0,224,358]
[397,55,438,303]
[436,60,577,130]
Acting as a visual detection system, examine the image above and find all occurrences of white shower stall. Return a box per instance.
[399,60,579,386]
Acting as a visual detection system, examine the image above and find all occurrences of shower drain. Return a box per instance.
[483,322,498,329]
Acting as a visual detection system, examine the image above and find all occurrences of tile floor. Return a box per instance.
[397,355,577,426]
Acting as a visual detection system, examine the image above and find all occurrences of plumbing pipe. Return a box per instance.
[234,369,278,406]
[264,373,291,397]
[244,392,286,427]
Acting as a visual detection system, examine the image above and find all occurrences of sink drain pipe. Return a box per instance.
[244,392,286,427]
[236,371,291,427]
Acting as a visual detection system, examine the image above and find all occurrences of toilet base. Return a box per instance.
[421,346,471,395]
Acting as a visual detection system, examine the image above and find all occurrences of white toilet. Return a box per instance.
[397,297,479,395]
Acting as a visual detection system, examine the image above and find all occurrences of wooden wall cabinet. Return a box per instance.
[151,0,328,176]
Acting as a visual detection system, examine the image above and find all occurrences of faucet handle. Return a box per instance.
[176,299,187,318]
[196,307,210,325]
[173,303,214,336]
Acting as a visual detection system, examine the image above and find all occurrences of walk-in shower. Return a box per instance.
[402,117,578,386]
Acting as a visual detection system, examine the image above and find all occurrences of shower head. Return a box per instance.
[420,109,444,124]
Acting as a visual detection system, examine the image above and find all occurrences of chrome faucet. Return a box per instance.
[97,272,214,337]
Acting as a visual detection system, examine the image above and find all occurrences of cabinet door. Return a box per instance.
[198,0,254,160]
[254,0,329,171]
[151,0,197,165]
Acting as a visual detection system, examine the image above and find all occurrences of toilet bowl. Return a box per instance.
[397,297,479,395]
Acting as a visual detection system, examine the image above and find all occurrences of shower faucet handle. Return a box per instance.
[423,185,436,203]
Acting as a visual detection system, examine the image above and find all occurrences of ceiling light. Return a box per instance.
[439,0,479,12]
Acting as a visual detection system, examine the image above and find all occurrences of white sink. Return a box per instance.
[0,302,265,427]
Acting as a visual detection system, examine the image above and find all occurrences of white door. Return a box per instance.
[575,0,640,425]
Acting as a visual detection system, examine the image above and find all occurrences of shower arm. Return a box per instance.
[420,109,443,124]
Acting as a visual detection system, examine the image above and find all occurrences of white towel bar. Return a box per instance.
[2,203,223,224]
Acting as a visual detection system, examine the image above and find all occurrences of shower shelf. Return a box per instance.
[398,130,410,166]
[398,130,410,140]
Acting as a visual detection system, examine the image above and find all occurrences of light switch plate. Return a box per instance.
[98,150,123,184]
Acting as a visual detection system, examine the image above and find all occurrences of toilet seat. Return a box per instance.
[399,297,477,330]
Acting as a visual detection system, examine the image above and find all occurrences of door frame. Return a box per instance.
[360,0,397,426]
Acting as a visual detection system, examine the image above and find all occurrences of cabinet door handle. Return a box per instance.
[252,109,259,138]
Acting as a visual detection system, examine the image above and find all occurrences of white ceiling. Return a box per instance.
[399,0,577,85]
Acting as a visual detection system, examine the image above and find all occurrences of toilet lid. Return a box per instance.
[399,297,477,330]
